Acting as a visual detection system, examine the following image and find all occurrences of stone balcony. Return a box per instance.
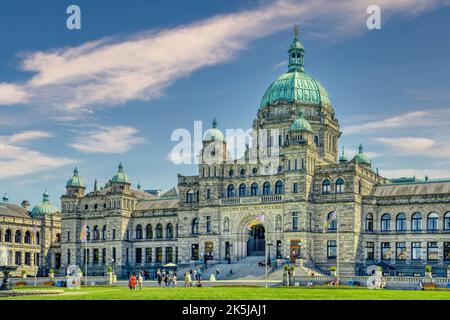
[219,194,284,206]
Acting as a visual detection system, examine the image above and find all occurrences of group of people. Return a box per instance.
[128,272,144,290]
[156,268,178,288]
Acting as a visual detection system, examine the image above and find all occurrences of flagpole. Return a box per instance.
[336,209,340,283]
[85,216,88,286]
[34,224,37,287]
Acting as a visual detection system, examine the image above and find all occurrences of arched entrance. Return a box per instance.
[247,225,265,256]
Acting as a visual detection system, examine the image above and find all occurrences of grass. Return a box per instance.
[1,286,450,300]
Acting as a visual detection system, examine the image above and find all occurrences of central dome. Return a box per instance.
[260,27,331,109]
[260,71,331,109]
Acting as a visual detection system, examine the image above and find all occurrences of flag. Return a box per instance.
[246,213,265,230]
[80,224,87,243]
[324,210,337,229]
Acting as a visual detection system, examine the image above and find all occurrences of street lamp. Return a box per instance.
[265,242,273,288]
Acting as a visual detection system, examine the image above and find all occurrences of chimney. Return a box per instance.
[21,200,30,211]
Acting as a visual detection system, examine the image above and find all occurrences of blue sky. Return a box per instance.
[1,0,450,207]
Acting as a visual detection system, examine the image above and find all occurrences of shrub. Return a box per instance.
[330,266,337,272]
[49,268,55,275]
[290,266,295,272]
[284,265,289,271]
[425,265,432,273]
[43,281,55,287]
[15,281,27,287]
[107,266,113,273]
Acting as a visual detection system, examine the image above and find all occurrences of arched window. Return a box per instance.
[156,224,163,238]
[322,179,331,194]
[327,212,337,231]
[223,217,230,233]
[412,213,422,231]
[445,212,450,230]
[227,184,235,197]
[275,181,284,194]
[186,189,194,203]
[15,230,22,243]
[263,182,271,195]
[251,183,258,196]
[146,224,153,239]
[5,229,11,243]
[396,213,406,231]
[365,213,374,231]
[427,212,439,231]
[336,178,344,194]
[24,231,31,244]
[135,225,143,239]
[192,218,199,234]
[56,233,61,243]
[239,184,246,197]
[36,232,40,245]
[275,214,282,232]
[381,213,391,231]
[166,223,174,238]
[102,225,107,240]
[93,226,99,240]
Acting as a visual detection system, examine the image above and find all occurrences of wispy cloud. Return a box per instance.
[0,132,74,179]
[0,0,446,116]
[374,137,435,153]
[71,126,145,154]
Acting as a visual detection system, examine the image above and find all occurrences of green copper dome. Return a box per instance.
[289,111,312,132]
[353,144,370,165]
[111,162,131,184]
[31,191,59,216]
[203,118,224,142]
[260,27,331,109]
[66,167,86,188]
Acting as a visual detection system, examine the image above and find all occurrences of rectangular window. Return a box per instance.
[145,248,152,263]
[93,249,99,264]
[191,244,199,260]
[67,230,71,242]
[126,229,130,240]
[412,242,421,260]
[381,242,391,260]
[83,249,90,264]
[15,252,21,265]
[288,159,291,171]
[112,229,116,240]
[294,159,298,171]
[35,253,40,267]
[327,240,337,259]
[112,247,116,263]
[156,247,163,263]
[206,216,212,233]
[135,248,142,264]
[396,242,407,260]
[206,189,211,199]
[427,242,438,261]
[102,248,106,264]
[293,183,298,194]
[165,247,173,263]
[366,242,374,260]
[292,212,299,231]
[444,242,450,261]
[205,242,214,259]
[67,249,71,265]
[25,252,31,266]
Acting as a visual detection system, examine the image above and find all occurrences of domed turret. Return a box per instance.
[260,27,331,109]
[289,110,312,132]
[353,144,370,165]
[203,118,225,142]
[111,162,131,184]
[66,167,86,188]
[31,191,59,216]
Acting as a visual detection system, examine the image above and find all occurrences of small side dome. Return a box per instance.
[2,193,9,203]
[203,118,225,142]
[289,110,312,132]
[111,162,131,184]
[31,191,59,216]
[353,144,370,165]
[66,167,86,188]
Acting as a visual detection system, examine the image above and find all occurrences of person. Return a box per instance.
[198,269,202,281]
[156,269,162,287]
[172,273,177,287]
[164,273,169,287]
[137,272,143,289]
[417,281,423,290]
[184,272,191,287]
[130,274,137,290]
[193,269,197,281]
[216,268,220,280]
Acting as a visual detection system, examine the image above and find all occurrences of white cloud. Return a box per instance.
[4,130,53,144]
[379,168,450,180]
[0,0,446,115]
[0,133,74,179]
[374,137,435,153]
[71,126,145,154]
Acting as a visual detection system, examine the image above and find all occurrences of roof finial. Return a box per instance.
[118,162,123,172]
[2,193,8,203]
[212,117,218,129]
[294,25,299,40]
[43,190,49,202]
[74,167,79,176]
[94,179,98,192]
[358,144,363,153]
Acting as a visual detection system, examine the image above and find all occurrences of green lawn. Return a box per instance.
[2,286,450,300]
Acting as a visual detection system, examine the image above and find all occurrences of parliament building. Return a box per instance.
[4,30,449,278]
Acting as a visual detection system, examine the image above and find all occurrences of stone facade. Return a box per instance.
[58,33,450,278]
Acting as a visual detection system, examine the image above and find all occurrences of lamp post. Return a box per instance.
[265,242,273,288]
